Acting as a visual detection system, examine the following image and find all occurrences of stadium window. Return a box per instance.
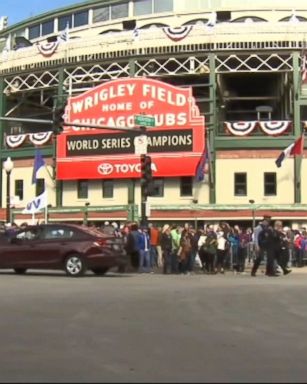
[134,0,152,16]
[15,180,24,201]
[36,179,45,197]
[264,173,277,196]
[93,6,110,23]
[77,180,88,199]
[14,29,25,37]
[29,24,40,39]
[74,11,89,27]
[111,3,129,19]
[151,178,164,197]
[154,0,173,13]
[41,20,54,36]
[102,180,114,198]
[58,15,72,31]
[180,177,193,197]
[234,173,247,196]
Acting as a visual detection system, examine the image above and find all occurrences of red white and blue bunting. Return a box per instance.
[162,26,193,42]
[36,41,59,58]
[225,121,291,136]
[29,131,53,146]
[6,134,27,148]
[6,131,52,148]
[258,121,291,136]
[225,121,258,136]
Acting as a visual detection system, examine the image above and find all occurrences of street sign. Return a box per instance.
[134,135,148,155]
[134,115,155,127]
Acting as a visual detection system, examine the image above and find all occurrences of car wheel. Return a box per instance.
[91,267,109,276]
[65,254,86,277]
[14,268,27,275]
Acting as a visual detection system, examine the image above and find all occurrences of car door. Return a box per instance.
[0,227,43,269]
[25,225,77,268]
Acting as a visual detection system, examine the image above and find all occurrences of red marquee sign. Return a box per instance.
[56,78,205,180]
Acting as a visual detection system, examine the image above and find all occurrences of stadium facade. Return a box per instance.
[1,0,307,226]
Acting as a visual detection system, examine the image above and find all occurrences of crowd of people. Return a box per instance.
[111,217,307,276]
[1,218,306,276]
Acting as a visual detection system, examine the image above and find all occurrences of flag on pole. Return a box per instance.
[133,27,140,41]
[22,191,48,214]
[195,147,208,182]
[32,148,46,184]
[275,134,304,168]
[58,23,69,42]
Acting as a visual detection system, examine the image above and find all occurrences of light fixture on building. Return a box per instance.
[3,157,14,224]
[197,64,210,74]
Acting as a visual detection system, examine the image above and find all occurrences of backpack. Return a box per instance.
[202,235,217,255]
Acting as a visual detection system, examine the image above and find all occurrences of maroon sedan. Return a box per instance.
[0,223,127,277]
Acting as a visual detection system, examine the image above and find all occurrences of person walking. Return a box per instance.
[255,220,282,277]
[160,224,173,274]
[251,219,270,276]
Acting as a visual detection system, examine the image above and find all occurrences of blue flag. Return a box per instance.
[195,148,208,182]
[32,149,45,184]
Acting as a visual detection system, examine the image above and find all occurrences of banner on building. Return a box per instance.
[56,78,205,180]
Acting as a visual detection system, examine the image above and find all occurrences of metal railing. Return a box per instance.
[1,22,307,73]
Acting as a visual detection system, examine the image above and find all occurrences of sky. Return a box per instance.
[1,0,85,26]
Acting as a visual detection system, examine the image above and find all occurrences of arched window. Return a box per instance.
[279,15,307,22]
[183,19,209,26]
[231,16,267,23]
[139,23,169,29]
[99,29,122,35]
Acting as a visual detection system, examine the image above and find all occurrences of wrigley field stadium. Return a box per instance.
[1,0,307,227]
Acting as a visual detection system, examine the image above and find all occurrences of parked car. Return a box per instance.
[0,223,127,277]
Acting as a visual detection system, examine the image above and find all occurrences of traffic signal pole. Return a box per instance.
[140,154,147,228]
[139,126,153,228]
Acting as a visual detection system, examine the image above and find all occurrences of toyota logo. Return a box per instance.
[98,163,114,176]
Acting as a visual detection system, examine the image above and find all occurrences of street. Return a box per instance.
[0,270,307,383]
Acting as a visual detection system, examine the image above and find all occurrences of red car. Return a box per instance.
[0,223,127,277]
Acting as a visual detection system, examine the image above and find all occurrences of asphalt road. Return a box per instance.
[0,269,307,383]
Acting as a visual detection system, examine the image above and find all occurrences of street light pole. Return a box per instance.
[3,157,14,224]
[249,199,256,230]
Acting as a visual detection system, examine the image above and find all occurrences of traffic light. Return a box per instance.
[140,154,153,197]
[52,106,66,133]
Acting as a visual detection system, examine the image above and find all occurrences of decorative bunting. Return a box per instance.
[36,41,59,58]
[6,131,52,148]
[225,121,291,136]
[6,134,27,148]
[29,131,53,146]
[162,26,193,42]
[259,121,290,136]
[225,121,258,136]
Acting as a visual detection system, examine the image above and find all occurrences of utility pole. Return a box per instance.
[140,153,153,228]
